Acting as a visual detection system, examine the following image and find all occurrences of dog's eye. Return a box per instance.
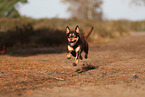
[68,35,72,38]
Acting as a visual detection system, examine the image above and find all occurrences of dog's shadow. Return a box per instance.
[75,63,99,73]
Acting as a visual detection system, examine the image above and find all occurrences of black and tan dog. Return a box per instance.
[66,25,94,66]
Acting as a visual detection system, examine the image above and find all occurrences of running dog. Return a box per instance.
[66,25,94,66]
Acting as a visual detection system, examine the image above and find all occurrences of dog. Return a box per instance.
[66,25,94,66]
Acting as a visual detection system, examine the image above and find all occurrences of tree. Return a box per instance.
[62,0,103,20]
[0,0,27,18]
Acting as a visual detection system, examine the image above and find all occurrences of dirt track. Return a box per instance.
[0,32,145,97]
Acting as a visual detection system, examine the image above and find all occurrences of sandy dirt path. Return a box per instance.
[0,32,145,97]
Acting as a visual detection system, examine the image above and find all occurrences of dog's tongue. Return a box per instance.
[70,43,75,46]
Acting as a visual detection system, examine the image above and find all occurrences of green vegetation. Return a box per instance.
[0,17,144,48]
[0,0,27,18]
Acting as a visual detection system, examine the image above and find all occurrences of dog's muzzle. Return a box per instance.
[68,37,79,46]
[69,40,76,46]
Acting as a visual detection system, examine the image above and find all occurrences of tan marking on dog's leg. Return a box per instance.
[73,46,80,65]
[73,57,78,66]
[68,45,74,51]
[75,46,82,60]
[73,51,79,66]
[75,46,80,52]
[75,58,78,64]
[67,45,73,59]
[74,50,79,65]
[67,52,71,59]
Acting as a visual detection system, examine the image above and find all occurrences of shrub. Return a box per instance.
[1,17,141,48]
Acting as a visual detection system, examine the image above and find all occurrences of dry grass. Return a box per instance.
[0,17,144,48]
[0,33,145,97]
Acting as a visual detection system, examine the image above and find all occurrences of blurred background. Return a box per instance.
[0,0,145,48]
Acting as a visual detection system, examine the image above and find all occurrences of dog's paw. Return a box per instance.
[67,53,71,59]
[85,55,88,59]
[73,62,77,66]
[67,57,71,59]
[80,55,83,60]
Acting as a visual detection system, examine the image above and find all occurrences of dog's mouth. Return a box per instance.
[69,40,76,46]
[68,37,79,46]
[70,43,75,46]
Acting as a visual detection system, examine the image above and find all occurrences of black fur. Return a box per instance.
[66,25,93,66]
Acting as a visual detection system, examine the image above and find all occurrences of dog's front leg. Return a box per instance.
[67,45,73,59]
[67,51,71,59]
[73,51,79,66]
[73,46,80,66]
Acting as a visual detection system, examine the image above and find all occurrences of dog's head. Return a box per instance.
[66,25,80,46]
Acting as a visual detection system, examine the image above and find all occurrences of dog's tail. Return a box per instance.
[83,27,94,39]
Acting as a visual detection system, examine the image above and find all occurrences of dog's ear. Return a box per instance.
[75,25,80,33]
[66,26,70,34]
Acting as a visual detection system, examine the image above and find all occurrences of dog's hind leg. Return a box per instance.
[84,51,88,59]
[79,54,83,60]
[84,43,88,59]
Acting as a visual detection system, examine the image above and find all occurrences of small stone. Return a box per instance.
[131,74,139,79]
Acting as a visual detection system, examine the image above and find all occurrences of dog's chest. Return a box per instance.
[68,45,80,52]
